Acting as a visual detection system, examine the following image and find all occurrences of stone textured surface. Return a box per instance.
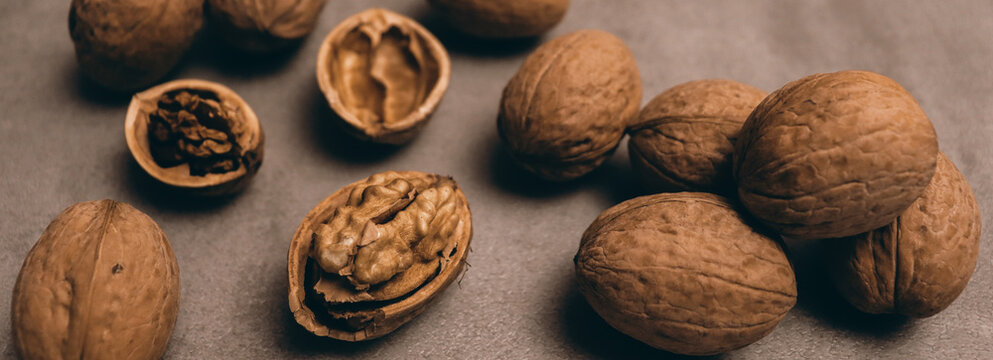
[1,0,991,358]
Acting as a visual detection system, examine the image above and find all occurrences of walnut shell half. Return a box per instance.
[125,79,265,196]
[12,200,180,360]
[628,79,767,194]
[207,0,328,52]
[734,70,938,240]
[69,0,203,91]
[575,192,796,355]
[498,29,642,181]
[826,153,981,317]
[288,171,472,341]
[316,8,451,144]
[426,0,569,38]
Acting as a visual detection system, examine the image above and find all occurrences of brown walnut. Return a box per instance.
[316,8,451,144]
[69,0,203,91]
[208,0,328,52]
[426,0,569,38]
[125,79,265,196]
[628,79,766,194]
[575,192,796,356]
[12,200,180,360]
[734,70,938,240]
[288,171,472,341]
[499,29,641,181]
[826,153,981,317]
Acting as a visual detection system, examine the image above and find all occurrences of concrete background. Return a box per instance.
[1,0,991,358]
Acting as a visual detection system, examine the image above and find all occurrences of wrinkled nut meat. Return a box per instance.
[69,0,203,91]
[499,29,641,181]
[427,0,569,38]
[826,153,981,317]
[628,79,767,194]
[126,79,264,196]
[575,192,796,356]
[288,171,472,341]
[12,200,180,360]
[208,0,328,52]
[734,70,938,240]
[317,8,451,144]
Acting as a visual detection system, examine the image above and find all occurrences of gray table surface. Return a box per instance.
[2,0,992,359]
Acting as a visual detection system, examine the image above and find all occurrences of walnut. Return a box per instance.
[427,0,569,38]
[826,153,981,317]
[288,171,472,341]
[12,200,180,360]
[575,192,796,355]
[498,29,642,181]
[207,0,328,52]
[734,70,939,240]
[69,0,203,91]
[628,79,767,194]
[316,8,451,144]
[125,79,265,196]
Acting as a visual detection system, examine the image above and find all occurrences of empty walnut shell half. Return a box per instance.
[288,171,472,341]
[207,0,329,52]
[575,192,796,355]
[734,70,938,240]
[316,8,451,144]
[826,153,981,317]
[125,79,264,196]
[628,79,767,194]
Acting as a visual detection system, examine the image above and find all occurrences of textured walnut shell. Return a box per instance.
[125,79,265,196]
[316,8,451,144]
[575,192,797,355]
[288,171,472,341]
[826,153,981,317]
[69,0,203,91]
[426,0,569,38]
[628,79,766,194]
[11,200,180,360]
[734,70,938,240]
[498,29,641,181]
[207,0,328,52]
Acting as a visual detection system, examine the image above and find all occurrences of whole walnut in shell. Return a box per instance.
[69,0,203,91]
[427,0,569,38]
[628,79,766,194]
[208,0,328,52]
[575,192,797,355]
[826,153,981,317]
[734,70,938,240]
[288,171,472,341]
[499,29,641,181]
[317,8,451,144]
[12,200,180,360]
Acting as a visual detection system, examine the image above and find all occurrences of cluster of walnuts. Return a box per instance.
[494,33,982,355]
[14,0,981,359]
